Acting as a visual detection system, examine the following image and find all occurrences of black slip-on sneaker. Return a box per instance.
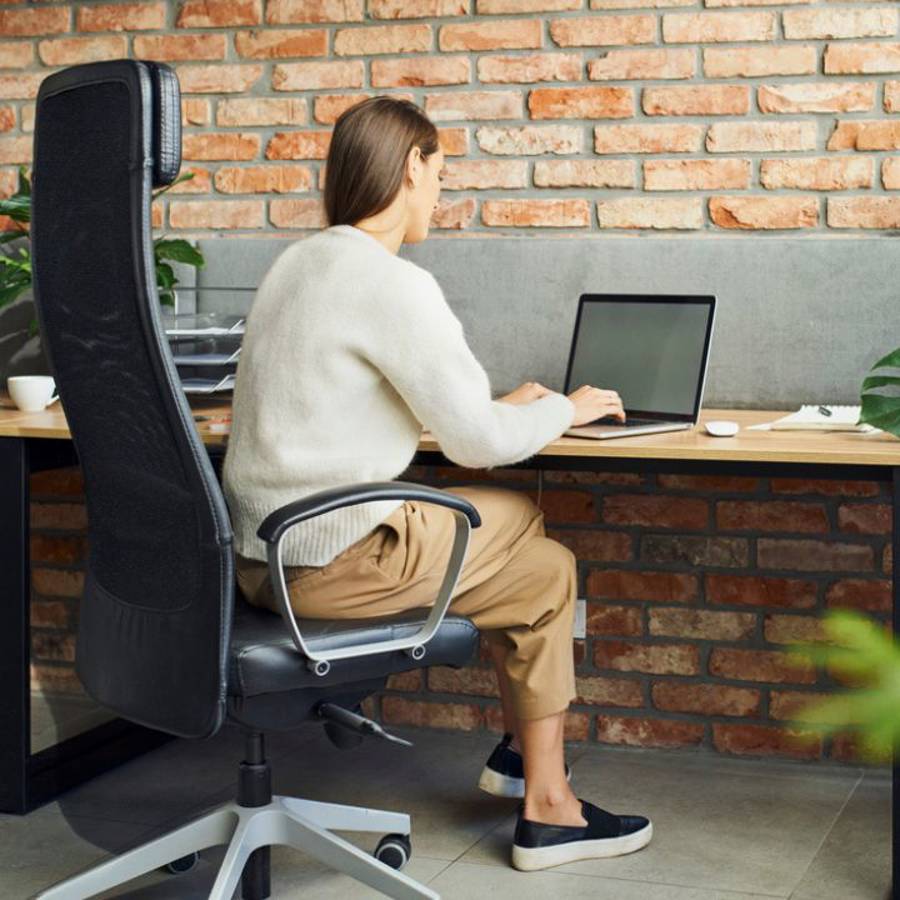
[512,798,652,871]
[478,732,572,799]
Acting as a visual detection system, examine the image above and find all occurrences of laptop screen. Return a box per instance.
[563,294,716,422]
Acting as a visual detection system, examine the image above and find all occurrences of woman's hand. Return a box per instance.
[498,381,626,428]
[567,384,625,426]
[497,381,554,405]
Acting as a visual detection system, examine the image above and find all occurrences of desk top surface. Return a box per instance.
[1,396,898,467]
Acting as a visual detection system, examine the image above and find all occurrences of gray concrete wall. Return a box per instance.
[191,235,900,409]
[6,236,897,408]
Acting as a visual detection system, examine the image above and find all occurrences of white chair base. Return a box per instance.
[37,795,439,900]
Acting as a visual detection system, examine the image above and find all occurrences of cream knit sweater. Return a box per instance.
[222,224,576,566]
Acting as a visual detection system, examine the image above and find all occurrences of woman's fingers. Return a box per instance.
[582,385,613,392]
[573,384,621,400]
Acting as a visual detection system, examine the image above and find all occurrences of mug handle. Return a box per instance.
[47,392,60,405]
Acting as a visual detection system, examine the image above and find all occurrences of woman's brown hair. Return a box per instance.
[323,96,440,227]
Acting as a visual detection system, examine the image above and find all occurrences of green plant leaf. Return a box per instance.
[156,261,176,291]
[17,165,30,198]
[784,608,900,760]
[865,346,900,372]
[822,608,894,648]
[860,395,900,434]
[6,247,31,275]
[789,688,897,762]
[0,277,31,309]
[0,195,30,223]
[151,170,194,199]
[859,346,900,436]
[0,253,31,275]
[787,609,897,672]
[154,238,204,267]
[0,257,30,278]
[0,165,202,317]
[151,233,205,311]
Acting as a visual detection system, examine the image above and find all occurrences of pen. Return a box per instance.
[818,405,832,417]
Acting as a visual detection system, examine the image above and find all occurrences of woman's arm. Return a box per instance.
[361,267,575,470]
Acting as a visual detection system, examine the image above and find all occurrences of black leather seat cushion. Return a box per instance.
[229,598,479,698]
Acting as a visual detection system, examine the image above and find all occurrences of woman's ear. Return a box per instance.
[404,146,422,189]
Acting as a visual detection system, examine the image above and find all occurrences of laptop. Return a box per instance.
[562,293,716,440]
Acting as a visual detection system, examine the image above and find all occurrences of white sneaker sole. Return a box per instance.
[511,820,653,871]
[477,763,572,799]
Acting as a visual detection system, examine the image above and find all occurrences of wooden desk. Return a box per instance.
[3,398,900,465]
[1,398,897,892]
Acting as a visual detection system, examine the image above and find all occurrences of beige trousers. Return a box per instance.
[235,485,577,721]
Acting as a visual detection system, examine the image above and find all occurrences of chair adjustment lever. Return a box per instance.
[317,702,413,748]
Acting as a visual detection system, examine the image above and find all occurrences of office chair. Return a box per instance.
[31,59,480,900]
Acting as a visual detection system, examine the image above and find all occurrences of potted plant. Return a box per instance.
[783,352,900,764]
[785,608,896,763]
[0,166,205,338]
[859,347,900,436]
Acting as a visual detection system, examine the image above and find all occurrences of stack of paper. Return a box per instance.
[767,405,874,432]
[180,373,237,395]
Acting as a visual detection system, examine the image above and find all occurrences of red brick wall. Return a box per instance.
[1,0,900,232]
[12,0,895,765]
[29,467,87,697]
[29,463,893,765]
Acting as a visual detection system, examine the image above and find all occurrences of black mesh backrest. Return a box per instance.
[31,60,233,739]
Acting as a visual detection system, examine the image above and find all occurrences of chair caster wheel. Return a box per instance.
[163,852,199,874]
[374,833,411,870]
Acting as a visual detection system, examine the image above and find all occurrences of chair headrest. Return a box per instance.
[142,60,181,188]
[36,58,181,188]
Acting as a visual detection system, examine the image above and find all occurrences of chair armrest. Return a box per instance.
[256,480,482,675]
[257,480,481,543]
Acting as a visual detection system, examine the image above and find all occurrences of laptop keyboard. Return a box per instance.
[587,416,664,428]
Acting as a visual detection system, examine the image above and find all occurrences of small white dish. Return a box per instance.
[705,420,740,437]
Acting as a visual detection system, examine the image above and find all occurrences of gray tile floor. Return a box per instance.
[5,724,891,900]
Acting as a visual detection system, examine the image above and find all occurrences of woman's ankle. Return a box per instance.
[522,788,585,827]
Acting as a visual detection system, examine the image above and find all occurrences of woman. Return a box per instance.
[222,96,653,871]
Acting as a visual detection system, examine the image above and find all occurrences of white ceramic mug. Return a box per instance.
[7,375,59,412]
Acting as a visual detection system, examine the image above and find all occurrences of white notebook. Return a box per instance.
[769,405,874,432]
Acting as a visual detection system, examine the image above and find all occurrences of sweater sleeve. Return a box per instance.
[360,265,575,469]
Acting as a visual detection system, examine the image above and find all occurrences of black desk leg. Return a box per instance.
[0,438,171,814]
[0,437,29,813]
